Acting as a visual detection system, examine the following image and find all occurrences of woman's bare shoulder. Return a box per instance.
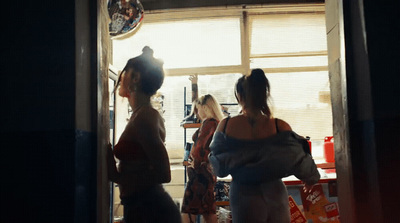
[124,107,160,133]
[216,116,228,132]
[275,118,292,131]
[216,115,243,132]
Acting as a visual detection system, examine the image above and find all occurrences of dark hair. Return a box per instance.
[115,46,164,96]
[235,68,271,118]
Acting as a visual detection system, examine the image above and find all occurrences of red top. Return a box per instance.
[190,118,219,170]
[113,140,148,161]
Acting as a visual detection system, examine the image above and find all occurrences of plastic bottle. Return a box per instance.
[324,136,335,163]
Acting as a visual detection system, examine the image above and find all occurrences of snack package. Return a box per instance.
[300,184,340,222]
[289,195,307,223]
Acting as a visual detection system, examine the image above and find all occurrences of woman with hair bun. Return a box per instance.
[209,68,320,223]
[107,46,181,223]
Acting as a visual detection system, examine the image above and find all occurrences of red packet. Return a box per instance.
[300,184,340,223]
[289,196,307,223]
[324,202,340,219]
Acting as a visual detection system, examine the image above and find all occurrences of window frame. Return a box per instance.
[139,3,327,76]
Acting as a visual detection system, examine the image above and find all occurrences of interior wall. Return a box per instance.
[361,1,400,222]
[2,0,82,222]
[97,0,112,222]
[326,0,400,222]
[324,1,356,222]
[342,1,383,222]
[2,0,108,222]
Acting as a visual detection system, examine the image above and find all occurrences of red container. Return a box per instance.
[306,136,312,155]
[324,136,335,163]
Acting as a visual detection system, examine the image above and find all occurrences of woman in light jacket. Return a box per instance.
[209,68,320,223]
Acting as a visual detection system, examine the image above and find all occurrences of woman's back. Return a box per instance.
[217,114,292,140]
[209,68,318,223]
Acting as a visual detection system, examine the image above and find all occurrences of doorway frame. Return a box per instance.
[96,1,383,222]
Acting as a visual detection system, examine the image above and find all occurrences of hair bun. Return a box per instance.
[246,68,264,83]
[142,46,154,57]
[250,68,264,78]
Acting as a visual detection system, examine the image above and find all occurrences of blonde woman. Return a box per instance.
[181,94,224,223]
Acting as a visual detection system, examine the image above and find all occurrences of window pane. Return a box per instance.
[112,18,241,70]
[251,13,327,55]
[160,73,242,150]
[250,56,328,69]
[266,71,332,142]
[110,9,333,160]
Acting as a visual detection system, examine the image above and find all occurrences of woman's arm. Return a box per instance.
[190,119,218,171]
[209,133,230,177]
[189,74,198,102]
[106,143,121,183]
[295,157,320,189]
[291,134,320,190]
[128,108,171,184]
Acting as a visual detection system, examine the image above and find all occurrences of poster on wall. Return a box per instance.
[108,0,144,39]
[300,184,340,222]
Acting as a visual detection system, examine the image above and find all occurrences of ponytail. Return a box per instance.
[236,69,271,118]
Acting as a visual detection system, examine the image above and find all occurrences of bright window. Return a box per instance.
[250,13,327,55]
[112,18,241,69]
[250,56,328,69]
[267,71,332,139]
[111,5,331,159]
[159,73,242,150]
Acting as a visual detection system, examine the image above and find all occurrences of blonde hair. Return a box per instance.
[195,94,224,121]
